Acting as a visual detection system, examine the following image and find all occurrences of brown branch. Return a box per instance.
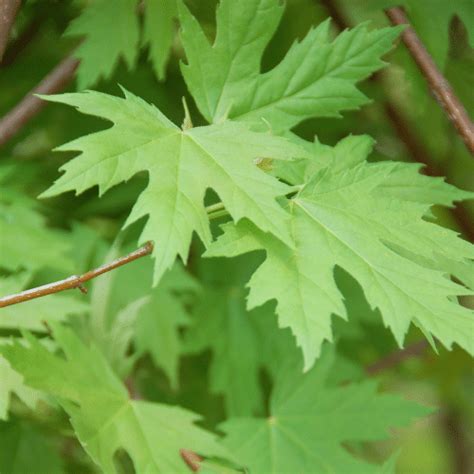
[441,408,473,474]
[0,242,154,308]
[366,340,429,375]
[0,14,41,67]
[0,54,79,147]
[0,0,21,61]
[385,7,474,155]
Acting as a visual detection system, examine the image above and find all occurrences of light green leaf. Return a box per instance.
[66,0,140,89]
[40,89,306,283]
[207,136,474,369]
[221,347,431,474]
[0,324,231,474]
[179,0,401,130]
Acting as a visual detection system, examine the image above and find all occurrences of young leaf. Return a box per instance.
[66,0,140,89]
[221,347,431,473]
[207,136,474,369]
[179,0,402,130]
[0,324,231,473]
[40,89,306,283]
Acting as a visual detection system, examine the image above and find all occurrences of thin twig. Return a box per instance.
[0,242,154,308]
[0,54,79,147]
[0,0,21,61]
[366,340,429,375]
[180,449,202,472]
[385,7,474,155]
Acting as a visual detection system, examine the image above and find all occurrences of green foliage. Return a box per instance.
[0,324,230,473]
[0,420,64,474]
[40,89,305,282]
[143,0,178,80]
[207,134,474,368]
[179,0,402,130]
[67,0,140,89]
[68,0,178,88]
[221,347,431,473]
[2,0,474,472]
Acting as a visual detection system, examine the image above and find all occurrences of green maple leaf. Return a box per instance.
[67,0,140,89]
[221,347,430,474]
[0,420,64,474]
[0,324,231,473]
[184,255,295,416]
[40,89,305,283]
[179,0,402,130]
[143,0,178,80]
[186,285,265,416]
[207,135,474,369]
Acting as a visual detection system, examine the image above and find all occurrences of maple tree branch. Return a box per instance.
[0,54,79,147]
[0,0,21,61]
[1,13,42,67]
[385,7,474,155]
[0,242,154,308]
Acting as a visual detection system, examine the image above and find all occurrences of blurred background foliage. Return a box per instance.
[0,0,473,472]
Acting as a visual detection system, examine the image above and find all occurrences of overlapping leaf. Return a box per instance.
[134,263,198,388]
[208,135,474,369]
[221,347,430,473]
[143,0,178,80]
[179,0,402,130]
[0,324,231,473]
[68,0,179,88]
[66,0,140,89]
[184,255,295,416]
[41,89,306,283]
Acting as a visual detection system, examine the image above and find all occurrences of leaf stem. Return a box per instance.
[205,202,226,214]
